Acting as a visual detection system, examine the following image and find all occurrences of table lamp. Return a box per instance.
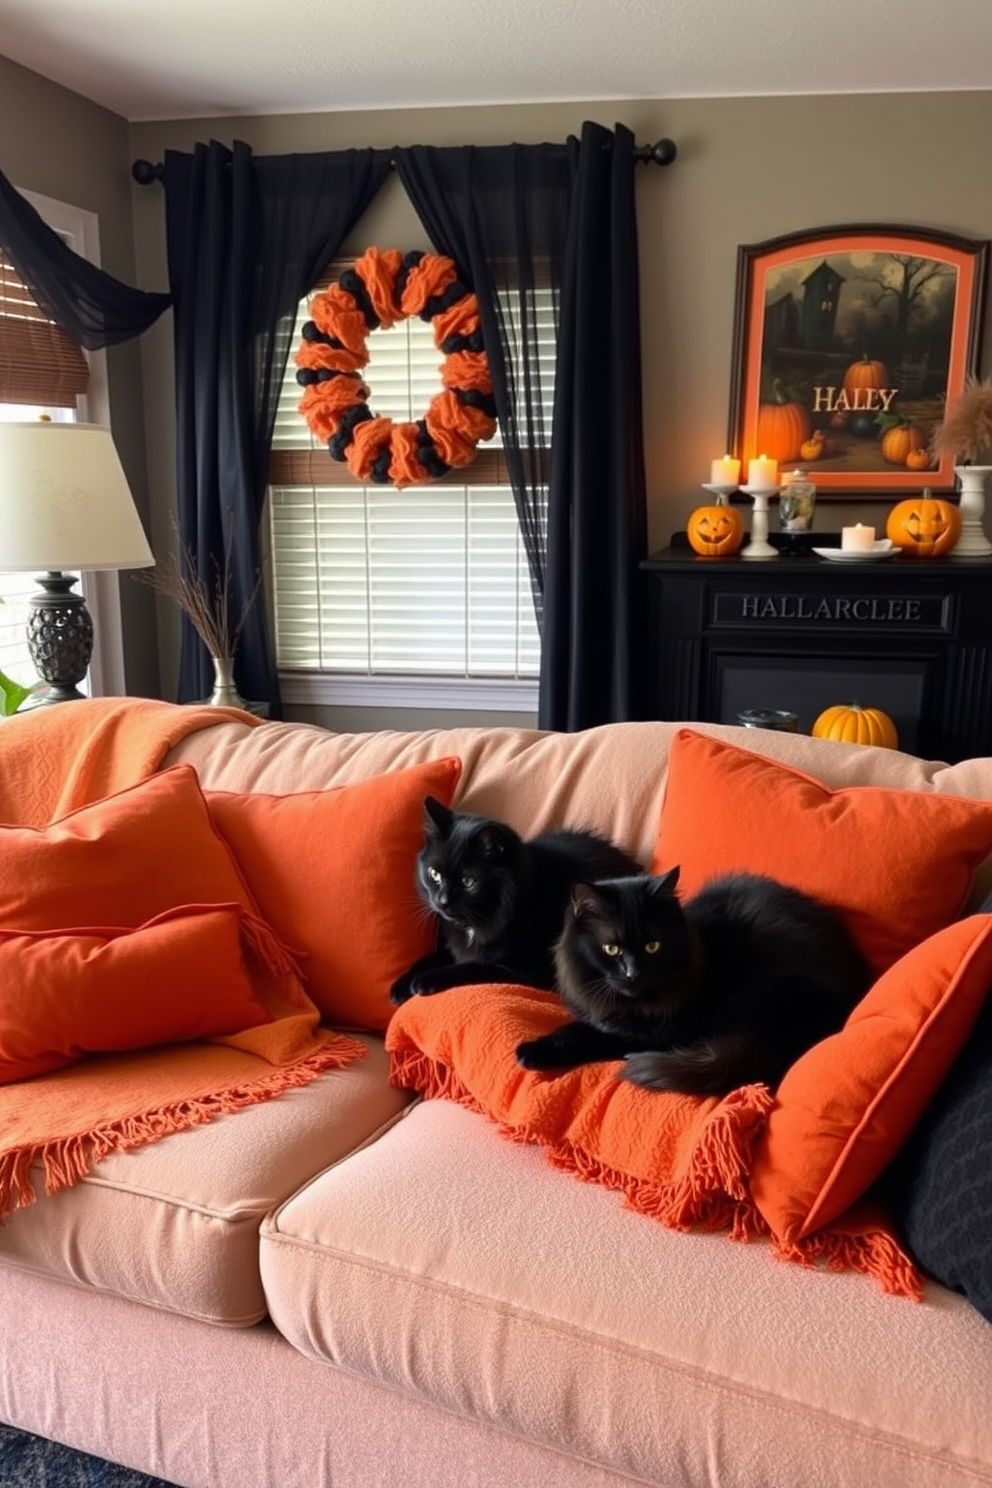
[0,421,154,703]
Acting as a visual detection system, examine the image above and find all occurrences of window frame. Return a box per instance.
[1,189,126,699]
[267,261,551,714]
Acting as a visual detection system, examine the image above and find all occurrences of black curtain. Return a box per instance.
[542,123,648,730]
[394,142,572,623]
[0,164,171,348]
[395,122,647,730]
[163,140,392,710]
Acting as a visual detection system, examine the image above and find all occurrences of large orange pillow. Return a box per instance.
[652,729,992,972]
[206,756,462,1029]
[0,905,270,1084]
[750,914,992,1244]
[0,764,304,1011]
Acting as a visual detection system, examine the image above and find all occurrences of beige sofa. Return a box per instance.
[1,709,990,1488]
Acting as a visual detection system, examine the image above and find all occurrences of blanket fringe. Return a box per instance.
[770,1225,924,1301]
[240,913,308,980]
[0,1033,364,1221]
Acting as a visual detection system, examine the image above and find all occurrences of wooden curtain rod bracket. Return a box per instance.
[131,138,677,186]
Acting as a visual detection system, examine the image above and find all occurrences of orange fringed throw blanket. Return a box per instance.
[386,983,924,1299]
[0,698,366,1219]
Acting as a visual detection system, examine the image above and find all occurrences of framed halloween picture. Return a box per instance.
[726,224,989,497]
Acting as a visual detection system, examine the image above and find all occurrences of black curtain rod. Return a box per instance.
[130,137,676,185]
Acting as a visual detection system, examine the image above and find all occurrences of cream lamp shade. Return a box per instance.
[0,420,153,572]
[0,420,154,705]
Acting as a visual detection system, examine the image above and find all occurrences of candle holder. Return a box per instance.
[739,484,780,559]
[700,482,739,502]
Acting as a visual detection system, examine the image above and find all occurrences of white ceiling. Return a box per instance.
[1,0,991,123]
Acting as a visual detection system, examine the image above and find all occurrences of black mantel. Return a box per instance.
[640,535,992,763]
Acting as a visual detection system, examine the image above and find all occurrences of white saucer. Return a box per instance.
[812,541,896,563]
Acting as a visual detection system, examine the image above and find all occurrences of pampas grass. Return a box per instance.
[931,376,992,464]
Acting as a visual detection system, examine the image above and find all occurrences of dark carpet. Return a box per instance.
[0,1424,180,1487]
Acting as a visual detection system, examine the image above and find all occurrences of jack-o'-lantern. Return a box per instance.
[812,703,899,750]
[686,500,744,558]
[886,493,960,558]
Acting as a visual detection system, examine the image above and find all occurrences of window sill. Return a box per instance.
[279,671,539,713]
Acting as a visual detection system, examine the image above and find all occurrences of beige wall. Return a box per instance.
[0,54,160,698]
[9,63,992,722]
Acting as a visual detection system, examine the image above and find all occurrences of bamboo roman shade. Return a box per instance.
[0,248,89,406]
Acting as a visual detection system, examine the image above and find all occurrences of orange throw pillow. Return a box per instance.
[652,729,992,972]
[0,905,270,1084]
[750,914,992,1244]
[207,756,462,1029]
[0,763,305,1014]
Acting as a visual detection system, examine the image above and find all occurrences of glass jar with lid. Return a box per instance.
[778,468,817,536]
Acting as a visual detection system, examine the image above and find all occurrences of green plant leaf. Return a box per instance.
[0,667,38,716]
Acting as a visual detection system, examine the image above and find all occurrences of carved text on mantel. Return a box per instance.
[712,593,948,627]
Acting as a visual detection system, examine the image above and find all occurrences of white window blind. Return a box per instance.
[269,283,556,703]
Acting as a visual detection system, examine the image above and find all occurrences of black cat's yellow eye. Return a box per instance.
[602,943,621,957]
[644,940,661,955]
[427,867,442,883]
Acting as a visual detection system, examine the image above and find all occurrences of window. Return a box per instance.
[0,191,123,698]
[268,273,555,711]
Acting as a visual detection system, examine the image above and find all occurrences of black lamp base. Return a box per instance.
[25,571,94,704]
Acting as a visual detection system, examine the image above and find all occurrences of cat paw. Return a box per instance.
[515,1037,554,1070]
[389,974,419,1005]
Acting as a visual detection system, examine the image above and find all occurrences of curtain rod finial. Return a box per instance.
[637,138,677,167]
[131,159,163,186]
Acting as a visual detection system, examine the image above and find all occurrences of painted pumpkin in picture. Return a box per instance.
[886,494,960,558]
[842,354,890,398]
[686,501,744,557]
[756,380,812,464]
[812,703,899,750]
[880,422,926,467]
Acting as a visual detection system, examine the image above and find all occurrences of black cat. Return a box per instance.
[515,867,873,1095]
[389,797,644,1003]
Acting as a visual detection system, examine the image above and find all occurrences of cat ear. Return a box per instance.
[570,881,607,918]
[651,866,681,896]
[476,823,511,858]
[423,796,453,836]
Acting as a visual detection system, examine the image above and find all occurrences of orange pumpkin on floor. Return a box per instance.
[812,704,899,750]
[886,494,960,557]
[686,500,744,557]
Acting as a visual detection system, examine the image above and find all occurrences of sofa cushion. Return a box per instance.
[386,981,919,1294]
[652,728,992,971]
[883,978,992,1326]
[749,913,992,1245]
[0,764,303,1012]
[0,906,269,1084]
[260,1098,992,1488]
[0,1036,410,1326]
[205,755,461,1030]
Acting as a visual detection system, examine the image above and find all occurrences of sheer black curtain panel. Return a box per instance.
[393,142,573,625]
[0,163,171,348]
[162,140,392,710]
[395,123,648,731]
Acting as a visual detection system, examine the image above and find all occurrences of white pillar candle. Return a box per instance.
[841,523,876,552]
[746,455,778,489]
[710,455,741,487]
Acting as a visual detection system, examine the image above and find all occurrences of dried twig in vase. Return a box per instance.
[135,524,262,661]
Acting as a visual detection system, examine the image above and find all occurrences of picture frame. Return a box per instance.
[727,223,989,497]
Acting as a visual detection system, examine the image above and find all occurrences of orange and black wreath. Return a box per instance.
[294,246,497,489]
